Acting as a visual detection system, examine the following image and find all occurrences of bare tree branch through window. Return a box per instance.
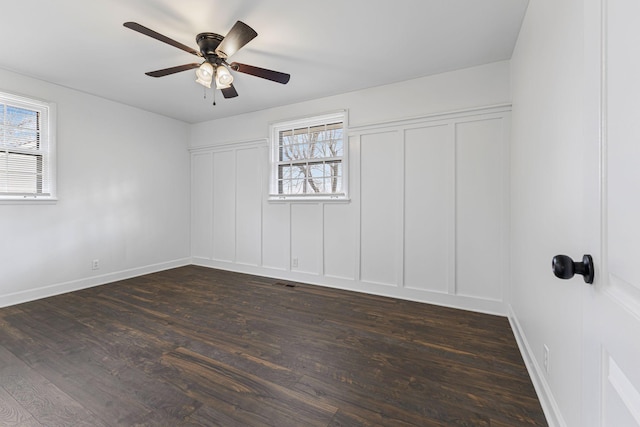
[271,113,346,199]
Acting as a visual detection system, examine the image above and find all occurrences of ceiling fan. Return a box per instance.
[123,21,290,99]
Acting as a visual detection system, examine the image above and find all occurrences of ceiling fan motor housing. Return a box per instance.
[196,33,224,61]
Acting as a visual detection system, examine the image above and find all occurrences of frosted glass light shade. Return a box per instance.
[195,62,214,88]
[215,65,234,89]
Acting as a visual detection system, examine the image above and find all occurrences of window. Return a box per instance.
[0,91,55,201]
[269,111,347,200]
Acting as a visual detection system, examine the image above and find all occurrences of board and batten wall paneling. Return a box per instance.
[262,202,290,270]
[190,107,510,315]
[323,202,358,280]
[212,150,236,262]
[235,147,263,266]
[191,152,213,259]
[291,204,323,274]
[455,118,507,301]
[359,130,403,287]
[403,124,453,293]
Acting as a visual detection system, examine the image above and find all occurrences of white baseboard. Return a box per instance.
[191,257,507,316]
[0,258,191,308]
[508,305,565,427]
[2,257,505,315]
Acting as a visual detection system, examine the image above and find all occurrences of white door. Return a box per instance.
[583,0,640,425]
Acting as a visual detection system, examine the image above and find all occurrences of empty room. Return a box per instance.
[1,0,639,426]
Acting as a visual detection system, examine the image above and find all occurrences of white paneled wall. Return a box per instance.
[235,147,263,267]
[403,124,452,294]
[291,204,323,275]
[212,150,236,262]
[191,106,510,314]
[360,130,403,287]
[262,202,289,271]
[323,201,357,280]
[455,119,508,301]
[191,152,214,259]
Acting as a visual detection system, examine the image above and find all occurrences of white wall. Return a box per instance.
[189,61,511,147]
[189,62,512,315]
[0,68,191,307]
[509,0,590,426]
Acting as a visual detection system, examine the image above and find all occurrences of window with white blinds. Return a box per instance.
[0,91,55,201]
[269,111,348,200]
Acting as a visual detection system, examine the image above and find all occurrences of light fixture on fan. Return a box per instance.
[195,62,234,90]
[195,62,214,88]
[215,65,234,89]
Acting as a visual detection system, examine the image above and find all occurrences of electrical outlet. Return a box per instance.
[292,257,298,268]
[543,344,550,373]
[92,259,100,270]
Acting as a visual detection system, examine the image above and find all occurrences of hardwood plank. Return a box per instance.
[0,347,105,426]
[295,373,492,427]
[160,346,337,426]
[0,386,43,426]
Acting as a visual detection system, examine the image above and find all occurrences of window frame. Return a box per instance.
[268,110,349,202]
[0,90,56,203]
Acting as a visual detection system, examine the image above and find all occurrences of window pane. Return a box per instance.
[331,138,344,157]
[6,129,39,149]
[332,176,342,193]
[297,140,310,159]
[279,135,293,161]
[309,163,324,179]
[321,178,330,193]
[290,178,305,195]
[297,165,309,179]
[7,106,38,130]
[3,107,40,150]
[279,165,294,180]
[311,139,324,159]
[292,133,308,145]
[327,161,342,178]
[278,179,288,195]
[307,176,323,193]
[318,141,329,157]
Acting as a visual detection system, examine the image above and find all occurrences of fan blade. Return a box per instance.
[145,63,200,77]
[230,62,290,84]
[221,85,239,98]
[124,22,202,57]
[215,21,258,59]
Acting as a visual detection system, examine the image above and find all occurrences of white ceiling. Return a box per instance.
[0,0,528,124]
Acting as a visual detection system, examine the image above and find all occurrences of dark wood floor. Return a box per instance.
[0,266,546,426]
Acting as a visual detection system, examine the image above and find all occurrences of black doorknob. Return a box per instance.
[552,254,594,284]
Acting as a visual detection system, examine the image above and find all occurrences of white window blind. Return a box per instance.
[0,92,55,200]
[269,111,348,200]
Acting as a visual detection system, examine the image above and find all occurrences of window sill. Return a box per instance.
[268,195,350,203]
[0,197,58,205]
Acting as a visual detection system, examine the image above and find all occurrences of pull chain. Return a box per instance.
[201,87,217,106]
